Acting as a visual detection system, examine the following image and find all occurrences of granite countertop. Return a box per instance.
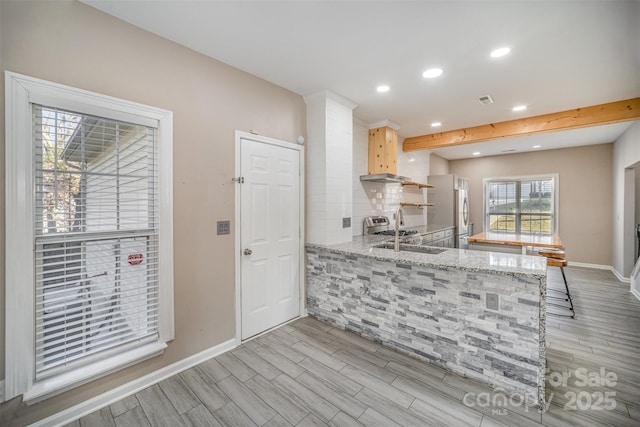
[306,230,547,279]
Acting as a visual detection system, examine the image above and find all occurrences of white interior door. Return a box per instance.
[240,138,300,339]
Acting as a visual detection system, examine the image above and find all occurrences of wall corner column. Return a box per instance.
[304,90,357,245]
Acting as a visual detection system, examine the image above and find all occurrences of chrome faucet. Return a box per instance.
[394,207,404,252]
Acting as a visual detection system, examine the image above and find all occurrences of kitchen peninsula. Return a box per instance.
[306,231,548,406]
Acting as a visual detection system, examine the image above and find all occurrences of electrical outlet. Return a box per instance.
[217,220,230,235]
[343,217,351,228]
[486,293,499,311]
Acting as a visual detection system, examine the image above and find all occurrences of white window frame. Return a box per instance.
[5,71,174,403]
[483,174,559,235]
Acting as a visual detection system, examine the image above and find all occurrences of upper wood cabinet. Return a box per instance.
[368,126,397,175]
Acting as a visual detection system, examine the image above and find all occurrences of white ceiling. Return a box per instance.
[83,0,640,159]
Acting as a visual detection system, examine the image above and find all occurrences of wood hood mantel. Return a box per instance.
[368,124,399,175]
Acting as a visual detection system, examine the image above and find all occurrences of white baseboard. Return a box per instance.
[568,262,631,283]
[568,261,611,270]
[31,338,237,427]
[567,261,640,301]
[610,267,631,283]
[630,258,640,301]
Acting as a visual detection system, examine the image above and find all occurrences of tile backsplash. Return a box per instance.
[351,121,432,236]
[355,182,428,233]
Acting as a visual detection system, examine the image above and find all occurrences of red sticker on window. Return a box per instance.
[128,254,143,265]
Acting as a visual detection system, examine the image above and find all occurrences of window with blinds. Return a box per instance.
[485,176,556,235]
[34,105,159,378]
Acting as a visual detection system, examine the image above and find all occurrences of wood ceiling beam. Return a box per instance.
[402,98,640,152]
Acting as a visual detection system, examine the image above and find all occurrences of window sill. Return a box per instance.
[24,342,167,404]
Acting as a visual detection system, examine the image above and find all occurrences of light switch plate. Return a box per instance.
[486,293,499,311]
[343,217,351,228]
[217,220,230,235]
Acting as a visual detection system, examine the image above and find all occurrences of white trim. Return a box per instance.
[4,71,174,401]
[158,105,175,343]
[368,119,401,131]
[611,266,631,283]
[302,89,357,110]
[483,173,559,235]
[234,131,305,344]
[631,258,640,300]
[30,338,237,427]
[234,134,242,348]
[5,71,37,400]
[568,261,631,283]
[24,343,167,404]
[10,73,165,127]
[568,261,614,270]
[0,379,5,403]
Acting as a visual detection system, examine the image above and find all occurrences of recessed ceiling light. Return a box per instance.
[472,152,481,156]
[490,47,511,58]
[376,85,390,93]
[408,158,416,163]
[512,105,527,112]
[532,145,541,149]
[431,122,442,127]
[422,68,443,79]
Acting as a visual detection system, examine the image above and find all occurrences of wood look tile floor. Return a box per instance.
[12,266,640,426]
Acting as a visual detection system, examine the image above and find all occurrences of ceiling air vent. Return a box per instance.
[478,95,494,105]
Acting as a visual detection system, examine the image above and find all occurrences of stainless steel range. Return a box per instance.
[363,216,418,236]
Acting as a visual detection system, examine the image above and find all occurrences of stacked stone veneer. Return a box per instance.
[306,246,546,406]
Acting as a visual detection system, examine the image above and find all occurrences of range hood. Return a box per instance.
[362,123,410,183]
[360,173,411,183]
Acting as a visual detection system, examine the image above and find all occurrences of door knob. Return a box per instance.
[243,249,252,255]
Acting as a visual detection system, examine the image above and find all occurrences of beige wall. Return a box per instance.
[0,0,305,422]
[612,121,640,277]
[449,144,613,265]
[428,153,450,176]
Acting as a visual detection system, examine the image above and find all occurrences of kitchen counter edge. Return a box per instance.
[306,234,547,279]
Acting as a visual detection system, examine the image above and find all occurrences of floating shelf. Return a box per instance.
[401,181,434,189]
[400,202,434,207]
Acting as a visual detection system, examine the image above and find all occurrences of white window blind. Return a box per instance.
[485,176,556,235]
[33,105,160,379]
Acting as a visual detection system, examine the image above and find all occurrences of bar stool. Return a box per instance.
[539,248,574,318]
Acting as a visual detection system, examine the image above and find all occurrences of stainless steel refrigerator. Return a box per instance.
[427,174,471,249]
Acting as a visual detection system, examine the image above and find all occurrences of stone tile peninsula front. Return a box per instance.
[306,236,548,407]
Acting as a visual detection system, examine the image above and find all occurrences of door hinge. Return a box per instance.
[232,176,245,184]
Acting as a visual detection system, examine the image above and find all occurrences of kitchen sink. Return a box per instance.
[373,243,447,255]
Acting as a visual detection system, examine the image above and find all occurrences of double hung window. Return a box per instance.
[485,176,557,235]
[5,72,174,402]
[34,106,160,378]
